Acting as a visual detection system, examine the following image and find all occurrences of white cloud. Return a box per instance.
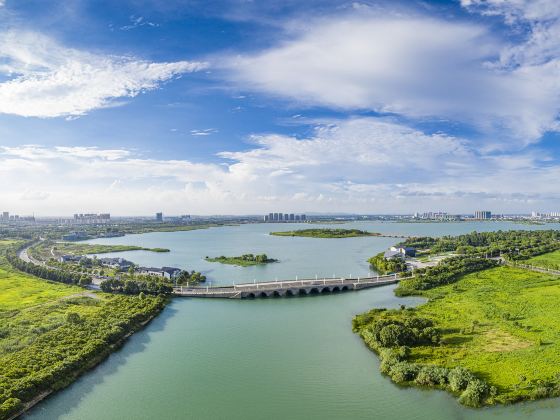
[191,128,219,136]
[0,31,207,118]
[2,118,559,215]
[224,9,560,147]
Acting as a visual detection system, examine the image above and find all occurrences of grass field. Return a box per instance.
[356,265,560,404]
[0,240,166,418]
[415,267,560,397]
[526,249,560,269]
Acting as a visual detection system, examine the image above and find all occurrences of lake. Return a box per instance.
[25,221,560,419]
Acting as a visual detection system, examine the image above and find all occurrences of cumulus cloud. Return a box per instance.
[2,118,558,215]
[224,6,560,147]
[0,31,207,118]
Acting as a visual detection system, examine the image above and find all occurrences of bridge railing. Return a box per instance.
[173,273,407,294]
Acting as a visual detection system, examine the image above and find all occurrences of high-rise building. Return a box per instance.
[264,215,269,222]
[156,212,163,222]
[269,213,274,221]
[289,213,295,221]
[474,211,491,220]
[2,212,8,220]
[273,213,279,221]
[301,214,306,221]
[278,213,283,221]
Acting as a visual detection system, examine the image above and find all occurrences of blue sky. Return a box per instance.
[1,0,560,216]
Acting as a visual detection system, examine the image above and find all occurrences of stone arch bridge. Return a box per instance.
[173,274,406,299]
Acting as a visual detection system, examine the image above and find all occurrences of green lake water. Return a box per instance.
[24,221,560,419]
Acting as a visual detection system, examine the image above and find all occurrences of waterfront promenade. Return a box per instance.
[173,273,404,298]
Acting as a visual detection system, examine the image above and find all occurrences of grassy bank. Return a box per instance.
[0,240,167,419]
[29,242,169,261]
[270,228,379,238]
[526,249,560,270]
[354,265,560,406]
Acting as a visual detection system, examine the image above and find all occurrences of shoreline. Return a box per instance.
[9,302,166,420]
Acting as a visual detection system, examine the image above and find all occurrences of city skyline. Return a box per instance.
[2,0,560,215]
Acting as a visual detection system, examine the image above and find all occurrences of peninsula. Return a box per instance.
[354,230,560,407]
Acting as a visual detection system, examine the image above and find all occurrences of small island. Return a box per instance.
[205,253,278,267]
[270,228,380,238]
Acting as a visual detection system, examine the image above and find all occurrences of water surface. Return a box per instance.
[26,221,560,419]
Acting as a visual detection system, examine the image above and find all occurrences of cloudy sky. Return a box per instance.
[1,0,560,216]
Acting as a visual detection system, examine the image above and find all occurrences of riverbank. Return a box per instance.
[0,240,168,420]
[9,303,164,420]
[354,264,560,406]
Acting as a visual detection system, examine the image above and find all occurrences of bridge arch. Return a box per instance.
[309,288,320,295]
[332,286,340,292]
[321,287,331,294]
[247,292,256,298]
[298,288,308,295]
[286,289,295,296]
[341,285,349,291]
[259,291,268,298]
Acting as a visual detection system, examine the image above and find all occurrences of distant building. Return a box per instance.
[62,231,89,241]
[289,213,295,221]
[474,211,491,220]
[264,215,269,222]
[295,215,301,221]
[301,214,306,221]
[273,213,279,221]
[138,266,180,280]
[156,212,163,222]
[390,246,416,257]
[269,213,274,221]
[58,255,82,263]
[99,257,133,270]
[384,250,404,260]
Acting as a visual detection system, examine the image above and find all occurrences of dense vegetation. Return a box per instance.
[395,256,498,296]
[100,278,173,295]
[398,230,560,260]
[0,240,167,419]
[270,228,378,238]
[6,246,91,286]
[354,265,560,406]
[368,252,407,274]
[205,253,278,266]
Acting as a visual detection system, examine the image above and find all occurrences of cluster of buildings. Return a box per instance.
[263,213,307,222]
[58,255,182,280]
[531,211,560,220]
[412,211,492,220]
[0,211,35,223]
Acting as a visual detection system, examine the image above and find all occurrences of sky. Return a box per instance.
[1,0,560,216]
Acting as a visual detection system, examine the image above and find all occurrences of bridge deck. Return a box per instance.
[173,274,405,298]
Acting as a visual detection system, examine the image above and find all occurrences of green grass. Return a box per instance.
[0,240,166,418]
[270,228,379,238]
[525,249,560,270]
[356,265,560,405]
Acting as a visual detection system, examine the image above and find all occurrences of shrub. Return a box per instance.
[390,362,420,383]
[458,379,488,407]
[415,366,449,386]
[448,367,474,393]
[0,398,22,418]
